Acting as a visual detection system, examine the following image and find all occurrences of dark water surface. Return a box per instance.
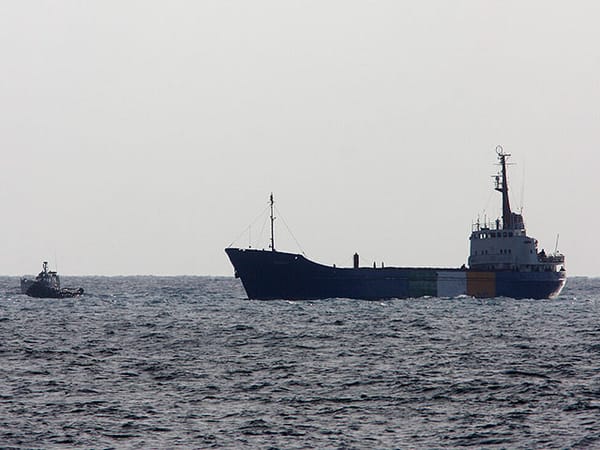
[1,276,599,448]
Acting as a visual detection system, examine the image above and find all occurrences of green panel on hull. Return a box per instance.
[408,269,438,297]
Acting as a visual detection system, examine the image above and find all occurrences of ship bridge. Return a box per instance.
[468,147,565,273]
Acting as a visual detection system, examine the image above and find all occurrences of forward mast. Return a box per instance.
[269,193,275,252]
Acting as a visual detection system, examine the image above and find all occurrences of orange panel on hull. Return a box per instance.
[467,272,496,298]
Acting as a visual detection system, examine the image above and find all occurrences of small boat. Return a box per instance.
[20,261,84,298]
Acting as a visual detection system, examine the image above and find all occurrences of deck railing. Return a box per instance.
[538,253,565,264]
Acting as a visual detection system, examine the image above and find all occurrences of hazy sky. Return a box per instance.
[1,1,599,276]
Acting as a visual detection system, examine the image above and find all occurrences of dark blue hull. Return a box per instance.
[225,248,567,300]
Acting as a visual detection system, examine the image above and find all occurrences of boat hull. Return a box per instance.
[20,278,35,294]
[225,248,566,300]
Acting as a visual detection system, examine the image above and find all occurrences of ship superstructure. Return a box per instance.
[468,147,565,274]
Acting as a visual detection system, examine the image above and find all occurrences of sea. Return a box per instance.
[1,276,599,449]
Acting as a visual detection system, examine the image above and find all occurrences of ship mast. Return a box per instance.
[494,145,513,229]
[269,193,275,251]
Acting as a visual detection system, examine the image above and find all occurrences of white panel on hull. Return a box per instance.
[437,271,467,297]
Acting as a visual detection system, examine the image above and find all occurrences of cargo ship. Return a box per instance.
[225,147,566,300]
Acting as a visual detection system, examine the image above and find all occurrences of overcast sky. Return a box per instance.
[1,1,598,276]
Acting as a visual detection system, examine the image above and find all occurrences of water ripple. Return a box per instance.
[0,276,599,448]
